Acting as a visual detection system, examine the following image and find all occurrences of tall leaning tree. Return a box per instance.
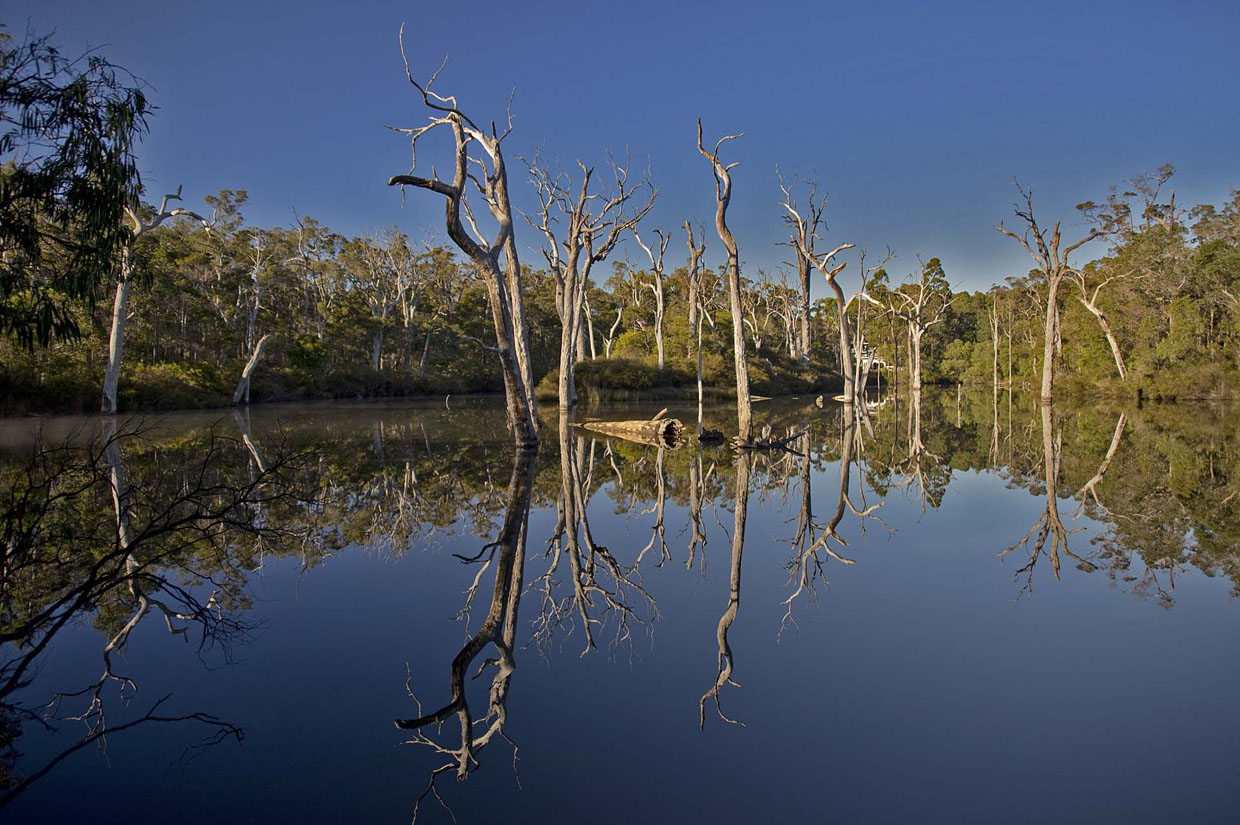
[995,182,1101,403]
[697,120,752,443]
[386,35,539,447]
[102,189,204,414]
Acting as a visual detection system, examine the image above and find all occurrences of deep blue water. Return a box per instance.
[3,395,1238,823]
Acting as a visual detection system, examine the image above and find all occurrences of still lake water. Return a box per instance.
[2,392,1239,823]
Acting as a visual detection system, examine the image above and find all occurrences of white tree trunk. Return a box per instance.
[101,250,134,414]
[233,334,270,405]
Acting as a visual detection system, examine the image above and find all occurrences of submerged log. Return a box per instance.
[578,409,685,448]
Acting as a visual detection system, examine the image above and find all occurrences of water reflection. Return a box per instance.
[3,391,1240,819]
[397,447,535,816]
[0,421,303,807]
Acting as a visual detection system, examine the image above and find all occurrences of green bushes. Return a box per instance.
[537,357,695,402]
[535,353,843,402]
[118,361,230,410]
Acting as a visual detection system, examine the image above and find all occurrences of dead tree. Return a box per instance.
[232,230,273,405]
[850,247,891,397]
[526,153,654,408]
[697,120,753,443]
[102,188,205,414]
[387,37,539,447]
[995,182,1101,402]
[685,222,708,436]
[633,227,671,371]
[890,256,952,393]
[814,246,858,397]
[777,171,829,364]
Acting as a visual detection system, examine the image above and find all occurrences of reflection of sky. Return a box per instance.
[9,401,1240,822]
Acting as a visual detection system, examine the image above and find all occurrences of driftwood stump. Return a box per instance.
[578,408,685,448]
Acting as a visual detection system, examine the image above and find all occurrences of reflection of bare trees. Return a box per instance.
[0,422,298,808]
[686,446,716,572]
[530,416,657,657]
[783,407,884,627]
[997,403,1122,595]
[634,443,671,568]
[893,387,948,514]
[397,448,535,817]
[49,423,248,738]
[700,451,750,728]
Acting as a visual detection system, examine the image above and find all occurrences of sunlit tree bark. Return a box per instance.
[387,37,539,446]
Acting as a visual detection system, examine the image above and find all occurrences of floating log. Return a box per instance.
[578,410,685,448]
[699,428,725,444]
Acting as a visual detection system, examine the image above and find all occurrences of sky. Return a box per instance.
[9,0,1240,295]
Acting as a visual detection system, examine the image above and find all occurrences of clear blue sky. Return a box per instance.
[11,0,1240,294]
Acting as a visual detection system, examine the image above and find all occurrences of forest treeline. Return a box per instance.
[5,173,1238,413]
[3,25,1240,415]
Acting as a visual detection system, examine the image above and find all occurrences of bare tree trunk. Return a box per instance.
[371,326,384,372]
[529,156,653,410]
[387,61,539,447]
[777,172,827,366]
[1040,281,1059,401]
[583,294,598,360]
[685,223,707,436]
[634,229,670,372]
[830,278,855,403]
[990,295,1000,399]
[101,249,133,414]
[910,327,924,392]
[1078,292,1128,380]
[417,326,432,378]
[995,181,1100,403]
[101,189,204,414]
[233,334,270,405]
[698,121,752,442]
[797,256,811,364]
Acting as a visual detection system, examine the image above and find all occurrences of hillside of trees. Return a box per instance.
[4,173,1237,414]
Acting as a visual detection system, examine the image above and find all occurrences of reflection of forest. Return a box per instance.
[4,392,1240,807]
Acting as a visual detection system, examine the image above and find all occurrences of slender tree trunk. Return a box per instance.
[417,325,432,378]
[827,282,855,403]
[797,258,811,364]
[697,301,705,435]
[101,247,135,414]
[1079,298,1128,380]
[584,297,598,360]
[371,326,384,372]
[991,298,1000,399]
[233,334,270,405]
[1042,276,1061,402]
[910,326,924,391]
[654,278,666,371]
[727,255,752,439]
